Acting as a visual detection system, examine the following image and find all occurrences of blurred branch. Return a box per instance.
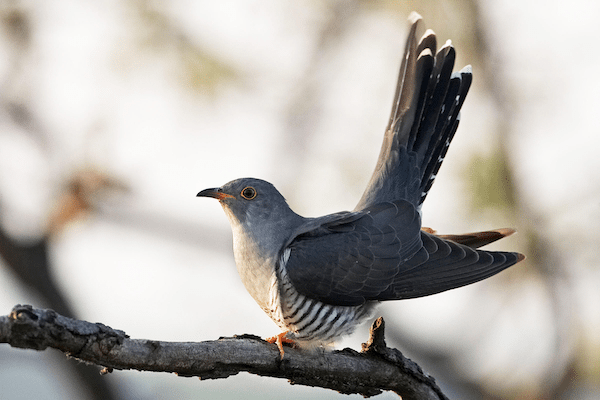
[0,170,128,318]
[1,305,448,400]
[0,169,127,400]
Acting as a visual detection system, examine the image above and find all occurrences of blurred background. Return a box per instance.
[0,0,599,399]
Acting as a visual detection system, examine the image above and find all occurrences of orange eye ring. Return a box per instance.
[241,187,257,200]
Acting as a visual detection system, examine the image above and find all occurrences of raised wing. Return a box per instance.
[355,13,472,210]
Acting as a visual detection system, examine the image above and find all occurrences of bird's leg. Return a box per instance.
[266,331,294,358]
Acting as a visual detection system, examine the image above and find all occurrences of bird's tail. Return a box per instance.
[422,227,517,249]
[356,13,472,210]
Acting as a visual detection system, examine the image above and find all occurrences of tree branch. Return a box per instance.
[1,304,447,399]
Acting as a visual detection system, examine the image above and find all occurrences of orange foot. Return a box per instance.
[266,331,295,358]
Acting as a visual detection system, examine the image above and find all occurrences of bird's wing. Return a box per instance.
[283,201,523,306]
[383,231,524,299]
[355,13,472,210]
[283,200,423,306]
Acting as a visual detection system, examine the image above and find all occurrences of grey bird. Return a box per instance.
[197,13,524,354]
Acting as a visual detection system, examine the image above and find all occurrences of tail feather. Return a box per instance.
[385,13,424,134]
[409,42,455,154]
[419,67,472,203]
[356,14,472,210]
[437,228,517,249]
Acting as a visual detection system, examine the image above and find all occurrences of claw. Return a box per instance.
[266,331,294,358]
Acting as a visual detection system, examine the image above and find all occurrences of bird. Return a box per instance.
[197,13,524,356]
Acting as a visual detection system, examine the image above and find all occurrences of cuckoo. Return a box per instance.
[197,13,524,355]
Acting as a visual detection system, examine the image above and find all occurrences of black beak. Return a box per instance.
[197,188,234,200]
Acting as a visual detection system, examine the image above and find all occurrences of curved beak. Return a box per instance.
[196,188,234,200]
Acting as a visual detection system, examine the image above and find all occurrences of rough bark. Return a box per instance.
[1,304,448,399]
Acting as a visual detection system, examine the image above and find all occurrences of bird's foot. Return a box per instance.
[266,331,295,358]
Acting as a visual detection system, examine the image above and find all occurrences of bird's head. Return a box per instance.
[197,178,301,229]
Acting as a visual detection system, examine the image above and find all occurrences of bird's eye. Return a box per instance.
[240,186,257,200]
